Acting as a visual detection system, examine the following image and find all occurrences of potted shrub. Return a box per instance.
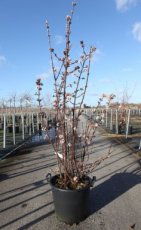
[45,1,111,225]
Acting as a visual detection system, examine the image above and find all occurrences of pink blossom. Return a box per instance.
[66,15,71,22]
[91,47,96,52]
[95,123,98,128]
[60,139,65,144]
[86,139,91,145]
[68,143,72,147]
[65,93,71,100]
[66,58,71,66]
[55,152,63,159]
[59,134,63,139]
[73,176,78,182]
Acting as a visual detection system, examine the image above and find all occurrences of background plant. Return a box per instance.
[35,78,44,130]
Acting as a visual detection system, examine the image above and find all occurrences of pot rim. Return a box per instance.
[46,173,96,192]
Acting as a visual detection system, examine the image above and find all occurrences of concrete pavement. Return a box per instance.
[0,127,141,230]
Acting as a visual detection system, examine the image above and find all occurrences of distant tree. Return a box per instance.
[19,92,33,110]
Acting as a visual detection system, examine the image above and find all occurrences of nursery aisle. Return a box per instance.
[0,121,141,230]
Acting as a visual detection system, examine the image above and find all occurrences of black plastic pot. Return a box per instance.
[46,173,96,225]
[128,125,133,135]
[15,126,19,133]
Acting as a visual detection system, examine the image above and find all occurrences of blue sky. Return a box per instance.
[0,0,141,106]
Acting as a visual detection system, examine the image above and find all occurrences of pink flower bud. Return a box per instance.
[73,176,78,182]
[66,15,71,21]
[91,47,96,52]
[49,48,54,52]
[72,2,76,6]
[45,20,49,28]
[95,123,98,128]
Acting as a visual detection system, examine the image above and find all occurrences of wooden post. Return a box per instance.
[139,139,141,150]
[37,112,39,130]
[32,113,35,133]
[126,109,131,139]
[110,109,113,130]
[21,113,25,140]
[3,114,6,148]
[105,109,108,128]
[12,114,16,145]
[29,113,31,136]
[116,109,118,134]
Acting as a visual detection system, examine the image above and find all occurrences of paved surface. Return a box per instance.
[0,123,141,230]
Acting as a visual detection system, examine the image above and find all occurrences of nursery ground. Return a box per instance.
[0,120,141,230]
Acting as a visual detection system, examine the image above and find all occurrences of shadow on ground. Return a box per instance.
[89,170,141,216]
